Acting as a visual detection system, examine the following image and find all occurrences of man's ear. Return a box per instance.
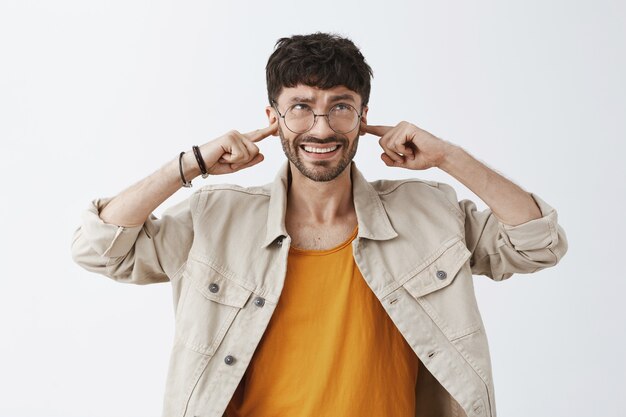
[266,106,279,136]
[359,105,369,136]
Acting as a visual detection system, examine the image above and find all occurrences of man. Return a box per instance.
[71,32,568,417]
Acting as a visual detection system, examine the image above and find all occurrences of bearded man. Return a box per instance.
[71,32,568,417]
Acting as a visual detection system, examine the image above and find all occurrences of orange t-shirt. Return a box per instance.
[225,226,419,416]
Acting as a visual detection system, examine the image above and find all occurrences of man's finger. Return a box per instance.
[363,124,393,137]
[381,153,397,166]
[231,153,264,171]
[244,120,279,143]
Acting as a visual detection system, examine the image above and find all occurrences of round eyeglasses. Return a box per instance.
[272,100,363,134]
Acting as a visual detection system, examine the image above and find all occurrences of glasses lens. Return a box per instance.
[285,105,314,133]
[329,105,359,133]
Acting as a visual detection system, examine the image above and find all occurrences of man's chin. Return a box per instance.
[290,158,350,182]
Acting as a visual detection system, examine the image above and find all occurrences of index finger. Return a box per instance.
[362,124,393,137]
[244,120,279,143]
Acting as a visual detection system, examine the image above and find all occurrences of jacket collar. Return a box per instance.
[262,160,398,248]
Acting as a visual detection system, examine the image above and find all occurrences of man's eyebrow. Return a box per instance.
[287,94,357,104]
[329,94,356,102]
[287,96,315,104]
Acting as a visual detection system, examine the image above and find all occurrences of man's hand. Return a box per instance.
[201,120,279,175]
[361,120,456,170]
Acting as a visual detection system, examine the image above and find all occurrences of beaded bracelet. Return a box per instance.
[178,151,193,188]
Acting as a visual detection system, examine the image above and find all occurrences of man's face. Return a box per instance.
[266,84,368,182]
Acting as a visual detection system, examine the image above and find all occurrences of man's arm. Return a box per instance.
[71,124,277,284]
[437,146,541,226]
[100,123,277,228]
[363,120,542,225]
[363,120,567,279]
[101,152,202,227]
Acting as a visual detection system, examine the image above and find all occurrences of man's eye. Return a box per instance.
[292,104,310,111]
[334,103,351,111]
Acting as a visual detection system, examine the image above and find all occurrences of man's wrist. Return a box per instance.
[169,150,202,188]
[437,143,465,173]
[182,150,202,180]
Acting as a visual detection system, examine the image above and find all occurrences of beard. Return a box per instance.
[278,125,359,182]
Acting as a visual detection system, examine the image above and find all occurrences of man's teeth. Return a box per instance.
[302,145,339,153]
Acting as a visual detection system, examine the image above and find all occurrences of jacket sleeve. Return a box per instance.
[456,191,568,281]
[70,194,196,285]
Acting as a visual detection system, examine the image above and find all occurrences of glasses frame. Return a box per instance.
[272,100,364,134]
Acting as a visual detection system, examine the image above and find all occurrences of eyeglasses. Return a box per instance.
[272,100,363,134]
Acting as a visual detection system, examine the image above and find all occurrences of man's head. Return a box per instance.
[265,32,373,182]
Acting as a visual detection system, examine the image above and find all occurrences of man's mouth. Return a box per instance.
[300,144,341,154]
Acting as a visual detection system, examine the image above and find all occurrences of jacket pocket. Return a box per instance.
[175,257,252,356]
[401,238,483,340]
[401,237,472,298]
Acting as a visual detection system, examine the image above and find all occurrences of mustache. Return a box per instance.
[296,136,348,146]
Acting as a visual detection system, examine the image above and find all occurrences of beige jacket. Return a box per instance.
[71,161,568,417]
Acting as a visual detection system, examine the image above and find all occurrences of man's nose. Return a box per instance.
[308,114,335,137]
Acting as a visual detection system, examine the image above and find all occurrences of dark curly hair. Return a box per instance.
[265,32,373,107]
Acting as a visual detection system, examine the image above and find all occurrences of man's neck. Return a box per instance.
[286,162,355,225]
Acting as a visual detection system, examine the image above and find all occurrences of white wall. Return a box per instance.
[1,0,624,416]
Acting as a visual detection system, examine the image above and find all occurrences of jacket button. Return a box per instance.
[224,355,235,365]
[436,270,447,280]
[254,297,265,307]
[276,238,283,246]
[209,283,220,293]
